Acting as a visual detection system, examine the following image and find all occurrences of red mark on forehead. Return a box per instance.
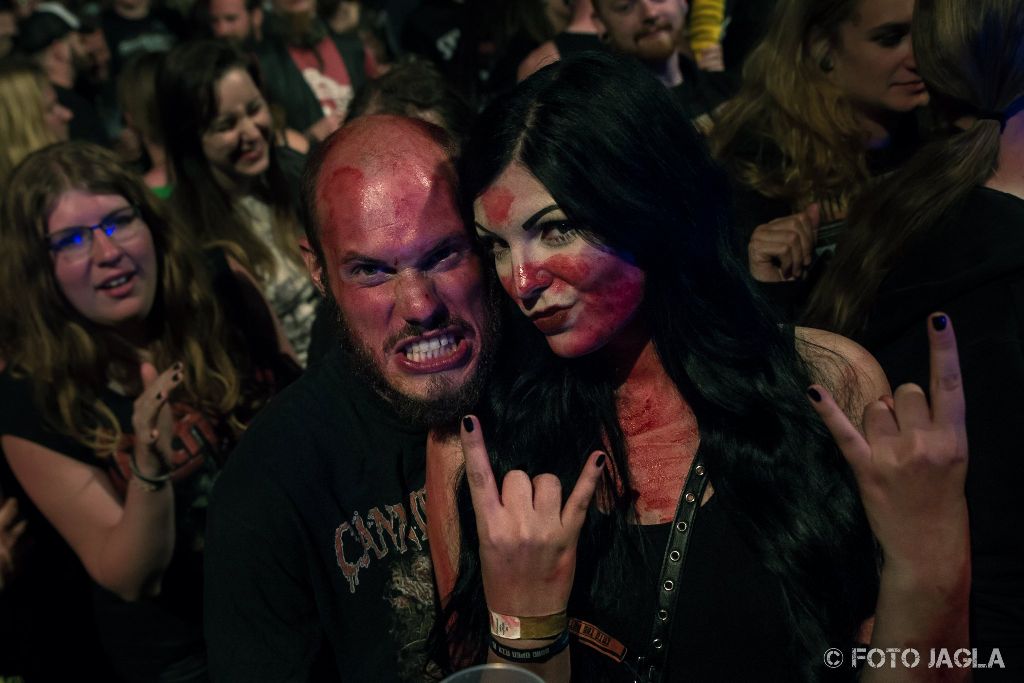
[318,165,366,230]
[480,186,514,225]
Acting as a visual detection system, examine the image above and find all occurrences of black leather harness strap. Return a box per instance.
[636,451,708,683]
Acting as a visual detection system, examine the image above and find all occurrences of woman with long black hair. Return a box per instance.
[431,52,969,682]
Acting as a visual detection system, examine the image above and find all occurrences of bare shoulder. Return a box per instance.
[795,327,891,423]
[517,41,561,82]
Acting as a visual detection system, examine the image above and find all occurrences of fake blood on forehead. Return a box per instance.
[479,186,514,225]
[318,165,366,230]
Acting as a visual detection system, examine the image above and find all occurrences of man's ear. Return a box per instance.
[300,237,327,296]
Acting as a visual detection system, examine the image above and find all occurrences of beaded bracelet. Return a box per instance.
[489,629,570,664]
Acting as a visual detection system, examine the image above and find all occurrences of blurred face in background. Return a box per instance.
[209,0,262,42]
[201,67,271,189]
[593,0,687,64]
[828,0,928,115]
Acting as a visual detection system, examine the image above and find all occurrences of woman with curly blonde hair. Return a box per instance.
[711,0,927,294]
[0,58,71,188]
[0,142,296,681]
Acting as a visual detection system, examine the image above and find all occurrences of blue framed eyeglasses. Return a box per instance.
[46,205,144,261]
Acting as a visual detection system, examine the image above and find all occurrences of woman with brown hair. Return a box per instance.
[159,40,318,364]
[806,0,1024,672]
[0,142,295,681]
[711,0,926,297]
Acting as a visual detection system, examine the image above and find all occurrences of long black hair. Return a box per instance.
[158,40,301,280]
[433,52,877,680]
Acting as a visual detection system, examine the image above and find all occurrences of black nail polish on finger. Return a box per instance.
[172,373,181,382]
[155,392,163,401]
[595,453,606,468]
[807,387,822,402]
[173,361,183,371]
[462,416,474,433]
[931,314,948,331]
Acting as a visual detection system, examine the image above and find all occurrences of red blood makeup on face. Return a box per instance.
[480,186,514,225]
[313,116,490,404]
[475,162,646,359]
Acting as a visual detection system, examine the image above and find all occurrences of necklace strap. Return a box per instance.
[638,451,708,683]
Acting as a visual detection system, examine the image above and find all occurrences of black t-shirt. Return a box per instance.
[101,7,185,78]
[860,187,1024,679]
[568,494,807,682]
[0,371,221,682]
[204,346,437,682]
[0,250,295,681]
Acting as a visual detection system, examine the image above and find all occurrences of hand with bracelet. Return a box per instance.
[460,415,605,675]
[129,361,184,490]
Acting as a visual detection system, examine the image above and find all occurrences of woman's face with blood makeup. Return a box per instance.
[474,162,646,358]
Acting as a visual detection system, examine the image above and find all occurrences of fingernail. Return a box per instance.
[931,314,948,331]
[595,453,606,468]
[807,387,822,402]
[150,429,159,441]
[155,392,163,401]
[462,416,474,433]
[173,361,183,370]
[172,373,181,382]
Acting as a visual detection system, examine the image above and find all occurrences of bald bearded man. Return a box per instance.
[203,116,498,681]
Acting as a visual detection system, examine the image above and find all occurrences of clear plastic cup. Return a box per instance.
[440,663,546,682]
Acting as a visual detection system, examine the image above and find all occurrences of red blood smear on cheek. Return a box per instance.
[480,186,514,225]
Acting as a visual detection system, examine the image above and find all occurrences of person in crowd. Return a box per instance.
[303,58,477,366]
[255,0,378,142]
[710,0,926,307]
[0,58,71,188]
[347,57,474,144]
[516,0,602,82]
[805,0,1024,674]
[100,0,185,80]
[0,141,297,681]
[203,114,498,681]
[591,0,736,120]
[199,0,264,45]
[15,6,110,145]
[480,0,571,96]
[320,0,393,69]
[159,39,319,364]
[118,50,170,195]
[432,52,970,682]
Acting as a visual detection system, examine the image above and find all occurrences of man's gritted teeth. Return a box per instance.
[391,326,473,372]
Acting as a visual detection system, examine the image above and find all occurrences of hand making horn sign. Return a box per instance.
[459,415,605,674]
[808,313,971,680]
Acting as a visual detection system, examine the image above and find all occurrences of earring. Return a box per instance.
[819,56,834,73]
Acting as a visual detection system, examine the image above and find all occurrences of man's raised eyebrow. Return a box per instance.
[522,205,560,231]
